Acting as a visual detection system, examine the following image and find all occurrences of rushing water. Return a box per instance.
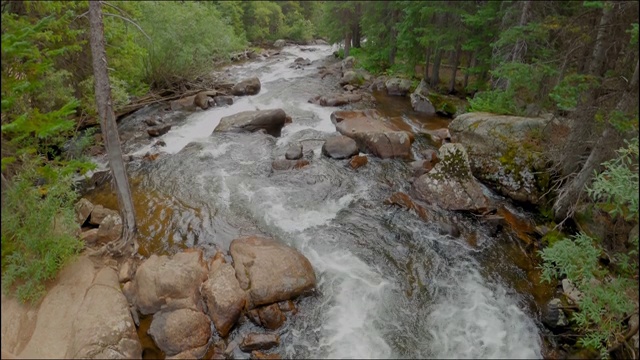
[85,44,552,359]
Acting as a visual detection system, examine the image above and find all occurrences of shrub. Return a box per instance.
[1,159,84,303]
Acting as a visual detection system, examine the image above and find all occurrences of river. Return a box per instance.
[84,43,553,359]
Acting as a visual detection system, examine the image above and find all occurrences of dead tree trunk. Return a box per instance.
[88,1,138,256]
[553,60,639,222]
[588,1,614,77]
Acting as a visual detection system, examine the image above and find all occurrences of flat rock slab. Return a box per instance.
[230,236,316,308]
[4,255,142,359]
[240,333,280,352]
[214,109,287,137]
[331,109,413,159]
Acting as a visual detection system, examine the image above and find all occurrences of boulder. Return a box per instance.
[341,56,356,72]
[170,95,197,111]
[214,109,287,137]
[412,143,490,212]
[240,333,280,352]
[148,308,211,358]
[200,263,247,337]
[75,198,94,225]
[273,39,286,48]
[257,303,286,330]
[428,93,459,117]
[542,298,569,330]
[385,78,412,96]
[96,213,123,244]
[314,39,329,45]
[230,236,316,308]
[449,112,552,204]
[194,92,210,110]
[339,71,363,87]
[251,351,282,360]
[331,109,413,159]
[148,124,172,137]
[271,159,310,171]
[349,155,368,170]
[232,77,261,96]
[322,136,359,159]
[410,79,436,114]
[80,228,99,245]
[65,268,142,359]
[89,205,118,226]
[214,96,234,107]
[132,250,208,315]
[285,143,303,160]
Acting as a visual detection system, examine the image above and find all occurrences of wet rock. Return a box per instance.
[349,155,368,170]
[410,79,436,114]
[232,77,261,96]
[214,109,287,137]
[277,300,297,313]
[80,228,99,245]
[422,149,439,163]
[75,198,94,225]
[271,159,310,171]
[200,263,247,337]
[194,92,210,110]
[449,112,553,204]
[385,78,412,96]
[370,76,388,92]
[214,96,234,106]
[293,57,311,67]
[89,205,118,226]
[65,267,142,359]
[285,143,303,160]
[147,124,172,137]
[331,109,413,159]
[285,115,293,125]
[239,333,280,352]
[542,298,568,329]
[153,140,167,148]
[133,250,208,315]
[170,95,197,111]
[320,93,362,106]
[322,135,359,159]
[144,118,159,126]
[251,351,281,360]
[273,39,286,48]
[148,308,211,358]
[96,213,123,244]
[424,128,451,143]
[230,236,316,308]
[257,303,286,330]
[412,143,490,212]
[410,159,435,178]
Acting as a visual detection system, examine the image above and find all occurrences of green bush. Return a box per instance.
[468,90,521,115]
[1,160,84,304]
[539,137,639,358]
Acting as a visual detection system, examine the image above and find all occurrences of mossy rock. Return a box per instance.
[427,93,458,118]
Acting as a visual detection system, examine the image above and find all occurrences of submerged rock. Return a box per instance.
[349,155,368,170]
[147,124,172,137]
[331,109,413,159]
[285,143,303,160]
[412,143,490,212]
[230,236,316,308]
[271,159,310,171]
[257,303,286,330]
[214,109,287,137]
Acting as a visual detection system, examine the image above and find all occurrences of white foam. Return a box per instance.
[424,265,541,359]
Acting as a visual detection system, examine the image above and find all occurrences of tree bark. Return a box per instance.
[352,2,361,48]
[88,1,138,256]
[430,49,443,87]
[510,0,531,63]
[588,1,614,77]
[344,31,352,58]
[424,47,431,80]
[388,7,400,66]
[464,51,477,91]
[449,42,462,94]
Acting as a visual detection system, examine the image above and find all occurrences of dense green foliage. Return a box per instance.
[541,138,639,357]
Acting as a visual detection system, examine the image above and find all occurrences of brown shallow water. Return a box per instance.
[83,44,557,359]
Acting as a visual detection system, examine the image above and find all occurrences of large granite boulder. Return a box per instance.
[132,250,208,315]
[230,236,316,308]
[214,109,287,137]
[331,109,413,159]
[385,78,413,96]
[148,308,211,358]
[449,112,552,204]
[322,135,359,159]
[200,263,247,337]
[410,79,436,115]
[412,143,490,212]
